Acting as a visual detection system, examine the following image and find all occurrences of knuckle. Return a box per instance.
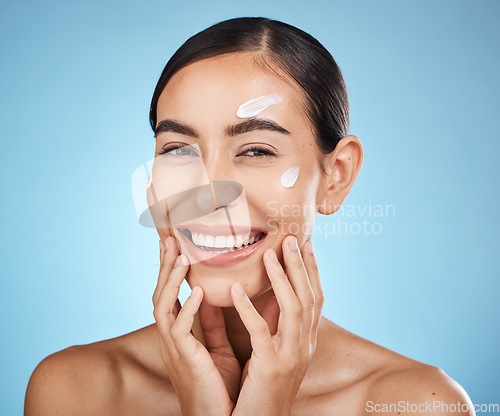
[309,261,319,274]
[292,258,304,269]
[307,296,316,310]
[152,304,162,320]
[169,322,182,339]
[316,291,325,308]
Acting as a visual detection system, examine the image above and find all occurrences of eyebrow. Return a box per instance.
[154,118,290,138]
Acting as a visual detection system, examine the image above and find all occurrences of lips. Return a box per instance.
[175,224,268,266]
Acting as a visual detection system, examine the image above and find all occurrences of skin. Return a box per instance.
[25,52,474,415]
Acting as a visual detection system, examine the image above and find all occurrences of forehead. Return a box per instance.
[156,52,308,129]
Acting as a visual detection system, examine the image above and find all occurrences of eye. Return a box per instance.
[238,146,277,159]
[158,144,199,157]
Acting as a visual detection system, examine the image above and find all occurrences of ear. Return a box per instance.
[318,135,363,215]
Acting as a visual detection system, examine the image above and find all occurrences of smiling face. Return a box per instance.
[150,51,329,306]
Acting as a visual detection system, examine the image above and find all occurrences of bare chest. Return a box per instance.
[117,378,364,416]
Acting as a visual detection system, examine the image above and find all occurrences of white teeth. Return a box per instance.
[205,234,215,247]
[187,231,263,250]
[226,235,235,247]
[235,235,244,248]
[192,232,202,246]
[214,235,225,248]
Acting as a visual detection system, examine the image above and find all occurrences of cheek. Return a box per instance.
[239,167,319,239]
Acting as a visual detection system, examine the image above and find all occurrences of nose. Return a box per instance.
[193,180,243,212]
[202,148,230,182]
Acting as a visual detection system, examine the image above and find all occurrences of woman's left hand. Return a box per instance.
[230,235,324,416]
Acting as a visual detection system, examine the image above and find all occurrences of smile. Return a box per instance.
[178,228,265,253]
[174,224,268,266]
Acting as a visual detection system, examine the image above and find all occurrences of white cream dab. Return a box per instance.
[237,93,283,118]
[281,166,300,188]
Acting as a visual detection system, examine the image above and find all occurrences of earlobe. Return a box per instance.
[318,135,363,215]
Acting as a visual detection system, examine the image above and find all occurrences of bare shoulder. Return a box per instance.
[25,339,125,416]
[300,318,474,416]
[24,324,175,416]
[364,364,475,415]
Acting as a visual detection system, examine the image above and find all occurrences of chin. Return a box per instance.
[186,263,271,307]
[198,288,237,307]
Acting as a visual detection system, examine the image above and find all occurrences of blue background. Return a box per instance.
[1,0,498,413]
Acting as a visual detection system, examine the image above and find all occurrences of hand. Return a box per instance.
[230,236,324,416]
[152,237,240,416]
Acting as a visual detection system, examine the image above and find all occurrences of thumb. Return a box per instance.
[240,360,250,390]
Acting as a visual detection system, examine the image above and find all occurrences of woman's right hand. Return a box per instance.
[152,236,240,416]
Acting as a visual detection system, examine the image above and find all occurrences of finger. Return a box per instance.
[263,249,302,350]
[260,295,280,336]
[230,282,274,359]
[153,236,180,306]
[282,235,315,353]
[153,255,190,344]
[156,255,190,321]
[162,236,180,266]
[155,239,167,305]
[159,239,165,264]
[302,240,324,350]
[170,286,204,357]
[199,301,235,356]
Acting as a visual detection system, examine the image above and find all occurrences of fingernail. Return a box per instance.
[189,286,200,298]
[164,238,170,251]
[174,255,188,268]
[174,257,181,268]
[233,282,245,296]
[307,240,314,254]
[268,250,279,264]
[288,236,298,251]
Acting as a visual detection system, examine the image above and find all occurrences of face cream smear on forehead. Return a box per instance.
[237,93,284,118]
[281,166,300,188]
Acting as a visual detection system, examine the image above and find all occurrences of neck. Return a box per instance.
[191,289,274,369]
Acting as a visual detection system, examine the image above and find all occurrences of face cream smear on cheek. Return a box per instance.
[281,166,300,188]
[237,93,284,118]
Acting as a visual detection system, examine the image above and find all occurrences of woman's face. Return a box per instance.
[150,52,328,306]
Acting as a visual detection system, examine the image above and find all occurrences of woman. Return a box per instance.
[25,17,474,415]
